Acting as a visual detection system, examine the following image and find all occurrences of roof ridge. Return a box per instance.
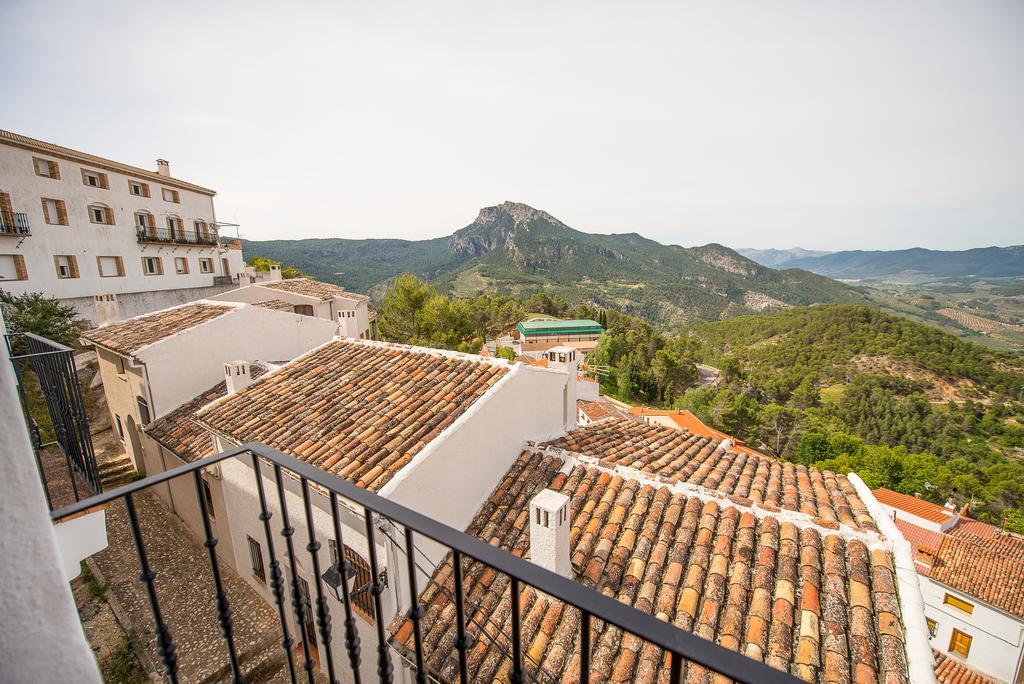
[525,442,886,548]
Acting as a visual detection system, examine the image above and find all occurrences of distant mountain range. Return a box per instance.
[736,247,833,266]
[243,202,866,326]
[743,245,1024,280]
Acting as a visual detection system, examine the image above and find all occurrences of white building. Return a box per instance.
[876,488,1024,683]
[210,276,377,339]
[0,129,246,323]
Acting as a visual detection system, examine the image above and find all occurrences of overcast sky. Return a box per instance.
[2,1,1021,250]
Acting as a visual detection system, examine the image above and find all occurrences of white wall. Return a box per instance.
[0,312,102,683]
[877,502,957,533]
[0,139,243,301]
[137,305,338,418]
[53,510,108,582]
[921,575,1024,683]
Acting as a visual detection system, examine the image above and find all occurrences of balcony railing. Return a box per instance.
[51,442,799,684]
[137,226,218,246]
[0,211,31,236]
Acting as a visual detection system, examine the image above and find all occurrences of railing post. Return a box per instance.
[330,493,362,683]
[362,509,393,684]
[273,464,316,684]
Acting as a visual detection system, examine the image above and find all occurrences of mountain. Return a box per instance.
[736,247,833,267]
[774,245,1024,280]
[243,201,867,326]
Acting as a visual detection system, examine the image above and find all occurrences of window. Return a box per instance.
[943,594,974,615]
[41,198,68,225]
[136,395,151,425]
[97,255,125,278]
[0,254,28,281]
[115,415,124,441]
[114,355,126,375]
[199,258,214,273]
[293,304,314,316]
[166,216,182,238]
[926,618,937,638]
[247,536,266,583]
[128,180,150,197]
[161,188,180,203]
[949,629,972,657]
[135,211,154,233]
[202,478,215,518]
[33,157,60,179]
[327,540,376,620]
[174,257,189,274]
[54,255,79,279]
[193,220,209,239]
[88,204,114,225]
[81,169,109,189]
[141,256,163,276]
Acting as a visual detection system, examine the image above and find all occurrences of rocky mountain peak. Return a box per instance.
[449,201,567,257]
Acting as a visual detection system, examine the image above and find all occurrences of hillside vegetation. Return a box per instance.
[244,202,866,326]
[772,245,1024,279]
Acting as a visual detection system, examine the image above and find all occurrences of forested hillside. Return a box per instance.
[243,201,866,325]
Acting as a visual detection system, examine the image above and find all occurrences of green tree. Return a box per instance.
[0,291,83,348]
[494,346,516,362]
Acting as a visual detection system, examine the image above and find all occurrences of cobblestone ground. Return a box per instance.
[93,492,287,683]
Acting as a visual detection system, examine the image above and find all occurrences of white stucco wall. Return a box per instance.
[921,575,1024,683]
[0,313,101,683]
[135,305,338,418]
[53,510,108,582]
[0,140,245,302]
[209,284,319,310]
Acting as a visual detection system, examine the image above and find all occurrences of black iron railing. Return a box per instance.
[137,226,218,246]
[51,443,800,684]
[0,211,31,235]
[6,332,100,508]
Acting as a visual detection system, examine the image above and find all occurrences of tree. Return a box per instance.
[494,346,516,362]
[0,291,83,348]
[248,256,306,279]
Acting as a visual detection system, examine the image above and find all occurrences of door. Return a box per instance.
[297,577,316,645]
[221,258,229,276]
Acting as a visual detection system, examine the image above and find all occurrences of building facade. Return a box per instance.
[0,130,246,323]
[514,318,604,356]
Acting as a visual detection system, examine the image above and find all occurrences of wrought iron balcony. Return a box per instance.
[137,226,218,247]
[0,211,31,236]
[51,442,800,684]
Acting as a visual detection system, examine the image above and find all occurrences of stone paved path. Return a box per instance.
[92,491,286,683]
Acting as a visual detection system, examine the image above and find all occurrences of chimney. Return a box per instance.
[529,489,571,577]
[156,159,170,177]
[338,309,359,339]
[716,438,732,453]
[545,346,579,431]
[268,264,283,282]
[224,361,252,395]
[93,294,121,327]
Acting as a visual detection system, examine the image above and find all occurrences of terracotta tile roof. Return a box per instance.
[947,518,1024,559]
[872,488,956,525]
[930,534,1024,619]
[195,340,508,491]
[252,298,295,312]
[260,278,369,302]
[144,364,270,462]
[933,650,996,684]
[894,519,944,554]
[630,408,770,460]
[392,451,910,683]
[542,418,877,532]
[81,302,237,355]
[577,400,610,422]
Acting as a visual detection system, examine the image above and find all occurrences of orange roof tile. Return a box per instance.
[933,650,996,683]
[81,302,236,355]
[195,340,508,491]
[629,408,769,459]
[930,534,1024,618]
[543,418,878,531]
[872,488,956,525]
[391,451,909,682]
[260,278,368,302]
[251,298,296,312]
[577,400,610,422]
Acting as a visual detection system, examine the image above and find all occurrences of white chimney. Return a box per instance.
[268,264,283,282]
[716,438,732,453]
[529,489,571,577]
[545,346,579,431]
[93,294,121,327]
[224,361,252,395]
[338,309,360,339]
[156,159,170,177]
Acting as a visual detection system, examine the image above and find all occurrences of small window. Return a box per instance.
[114,356,126,375]
[174,257,189,274]
[115,415,125,441]
[202,478,215,518]
[141,256,163,276]
[166,216,182,238]
[926,618,937,638]
[97,255,125,278]
[294,304,314,316]
[248,536,266,583]
[81,169,109,189]
[136,395,151,425]
[33,157,60,179]
[943,594,974,615]
[949,628,972,657]
[0,254,28,281]
[89,204,114,225]
[193,220,209,239]
[41,198,68,225]
[199,258,214,274]
[161,188,180,203]
[54,255,79,279]
[128,180,150,197]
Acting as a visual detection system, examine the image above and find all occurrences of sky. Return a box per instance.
[1,1,1022,251]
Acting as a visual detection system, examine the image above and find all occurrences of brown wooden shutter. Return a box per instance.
[14,255,27,280]
[57,201,68,225]
[40,199,50,224]
[69,255,79,278]
[116,256,125,276]
[105,207,115,225]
